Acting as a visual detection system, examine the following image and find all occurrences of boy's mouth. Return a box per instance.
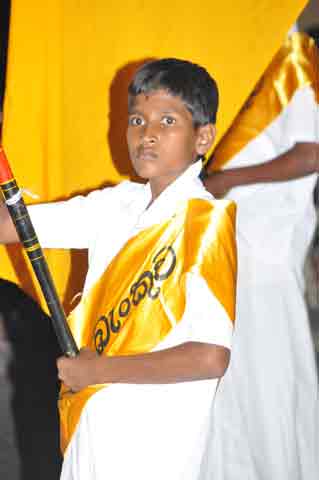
[136,146,158,160]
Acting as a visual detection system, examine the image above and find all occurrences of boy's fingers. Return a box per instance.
[57,355,69,369]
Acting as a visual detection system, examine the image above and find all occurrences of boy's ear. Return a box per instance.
[196,124,216,156]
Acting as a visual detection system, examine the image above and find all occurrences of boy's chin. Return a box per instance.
[130,169,152,183]
[132,165,157,180]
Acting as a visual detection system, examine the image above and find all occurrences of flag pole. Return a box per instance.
[0,147,78,357]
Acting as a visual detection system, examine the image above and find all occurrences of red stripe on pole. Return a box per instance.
[0,147,13,183]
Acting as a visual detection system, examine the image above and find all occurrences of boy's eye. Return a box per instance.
[128,116,144,126]
[161,116,176,126]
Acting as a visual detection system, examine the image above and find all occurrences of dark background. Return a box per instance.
[0,0,10,111]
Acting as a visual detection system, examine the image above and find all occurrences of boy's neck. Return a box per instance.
[148,161,200,204]
[149,174,181,203]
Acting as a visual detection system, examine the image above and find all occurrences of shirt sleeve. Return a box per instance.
[182,272,233,350]
[28,182,131,249]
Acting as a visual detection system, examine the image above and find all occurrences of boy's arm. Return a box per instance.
[57,342,230,392]
[204,142,319,198]
[0,201,19,243]
[0,190,105,249]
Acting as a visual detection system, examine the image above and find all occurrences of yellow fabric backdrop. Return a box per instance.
[1,0,307,310]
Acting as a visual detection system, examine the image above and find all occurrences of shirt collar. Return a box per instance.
[137,160,205,227]
[144,160,202,201]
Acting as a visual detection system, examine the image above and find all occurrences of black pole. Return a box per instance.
[0,149,78,357]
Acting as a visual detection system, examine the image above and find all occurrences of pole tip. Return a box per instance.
[0,147,13,184]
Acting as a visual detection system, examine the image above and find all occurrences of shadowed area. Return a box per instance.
[0,278,62,480]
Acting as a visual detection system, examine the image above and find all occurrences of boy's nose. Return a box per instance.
[141,123,159,144]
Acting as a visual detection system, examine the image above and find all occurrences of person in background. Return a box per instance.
[203,31,319,480]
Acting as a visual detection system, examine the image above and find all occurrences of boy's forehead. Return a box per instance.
[128,89,188,113]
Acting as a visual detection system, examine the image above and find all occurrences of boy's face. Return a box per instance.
[127,89,215,195]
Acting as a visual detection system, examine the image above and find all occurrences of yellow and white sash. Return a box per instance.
[59,198,237,452]
[209,32,319,171]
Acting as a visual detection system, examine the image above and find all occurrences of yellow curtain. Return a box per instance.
[1,0,307,310]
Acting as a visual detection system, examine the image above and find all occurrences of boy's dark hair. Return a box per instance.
[128,58,219,127]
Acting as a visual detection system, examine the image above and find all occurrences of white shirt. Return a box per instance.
[30,161,234,480]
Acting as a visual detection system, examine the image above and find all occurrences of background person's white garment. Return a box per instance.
[205,86,319,479]
[30,162,234,480]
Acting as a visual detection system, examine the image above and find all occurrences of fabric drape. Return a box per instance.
[1,0,307,306]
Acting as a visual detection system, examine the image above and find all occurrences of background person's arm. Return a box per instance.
[204,142,319,197]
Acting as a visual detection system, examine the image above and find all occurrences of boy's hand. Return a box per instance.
[57,347,100,392]
[0,199,20,244]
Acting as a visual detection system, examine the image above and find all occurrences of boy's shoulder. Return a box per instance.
[86,180,145,205]
[194,179,236,213]
[185,197,236,226]
[104,179,145,195]
[111,179,145,197]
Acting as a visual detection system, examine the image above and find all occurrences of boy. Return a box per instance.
[0,59,236,479]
